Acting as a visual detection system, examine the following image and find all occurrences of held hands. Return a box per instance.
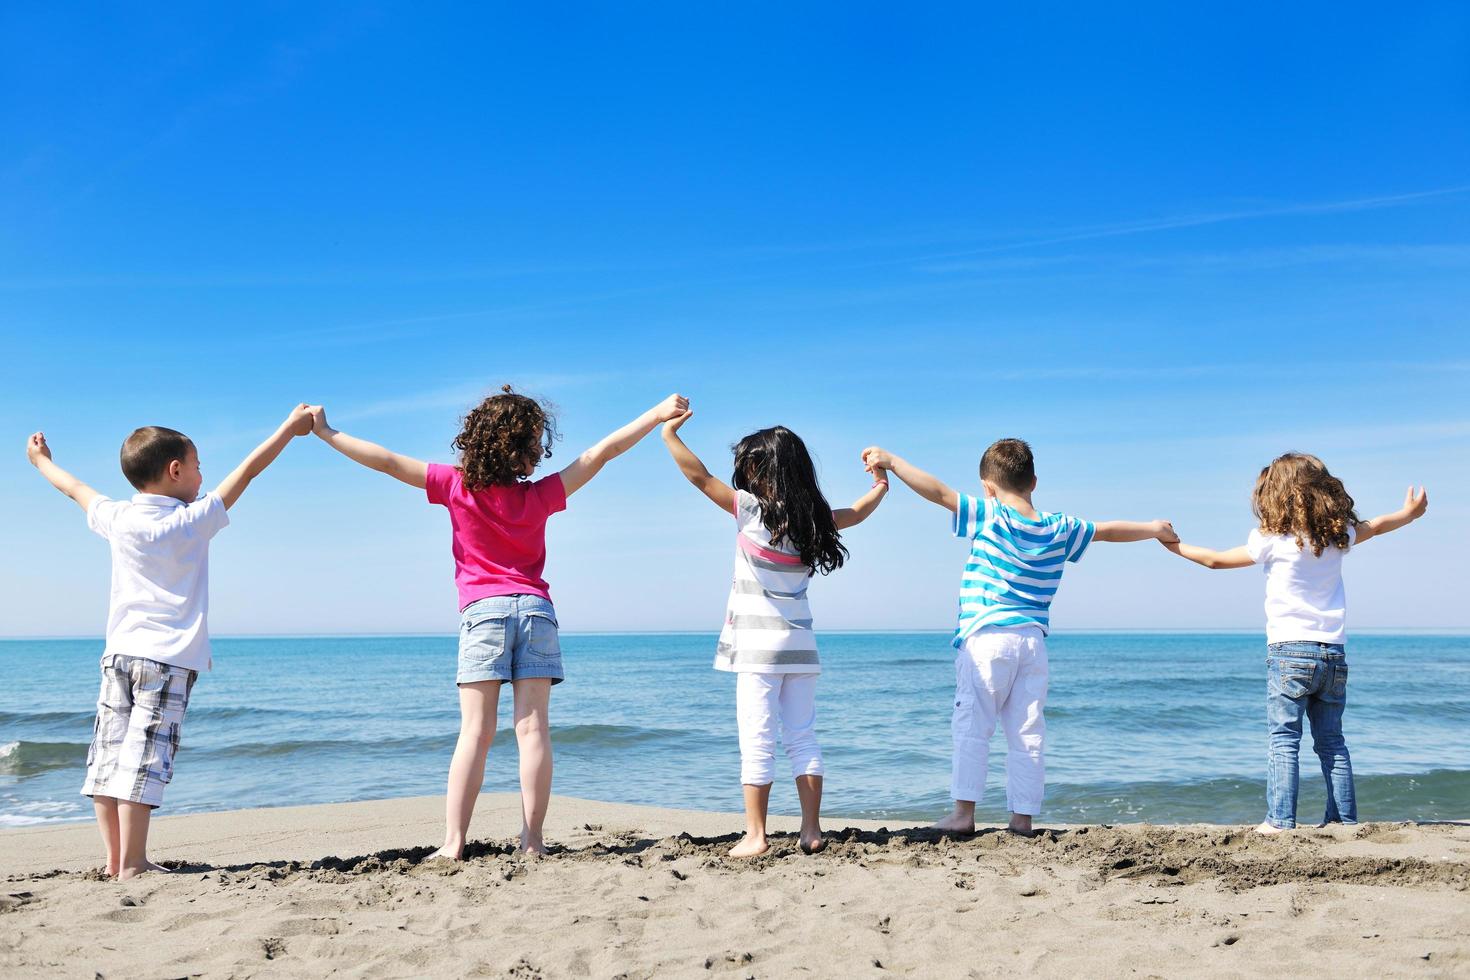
[1153,520,1179,544]
[26,432,52,466]
[861,446,893,476]
[663,409,694,437]
[652,393,690,424]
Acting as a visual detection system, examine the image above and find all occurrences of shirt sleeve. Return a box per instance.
[533,472,568,516]
[1244,528,1270,563]
[1062,515,1096,563]
[181,492,231,540]
[86,495,122,540]
[424,463,457,507]
[952,493,988,539]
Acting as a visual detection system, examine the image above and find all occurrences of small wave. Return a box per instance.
[192,723,708,760]
[0,709,94,727]
[0,740,88,777]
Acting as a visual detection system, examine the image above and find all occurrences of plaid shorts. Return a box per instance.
[81,654,197,808]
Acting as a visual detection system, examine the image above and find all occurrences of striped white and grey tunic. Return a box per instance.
[715,490,819,673]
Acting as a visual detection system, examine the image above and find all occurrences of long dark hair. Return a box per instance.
[732,426,848,575]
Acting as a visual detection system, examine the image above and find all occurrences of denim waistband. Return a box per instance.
[1268,641,1346,660]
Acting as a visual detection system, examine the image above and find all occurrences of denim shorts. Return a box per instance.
[457,594,564,685]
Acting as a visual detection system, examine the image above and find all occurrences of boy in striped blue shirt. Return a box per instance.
[862,439,1176,835]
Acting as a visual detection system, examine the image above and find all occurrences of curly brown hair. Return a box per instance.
[452,386,558,489]
[1251,453,1358,556]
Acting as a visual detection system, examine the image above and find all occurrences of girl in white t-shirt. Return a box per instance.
[661,411,888,857]
[1161,453,1427,834]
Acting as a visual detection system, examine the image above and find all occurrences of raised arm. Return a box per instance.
[215,404,317,509]
[1159,540,1255,569]
[1354,486,1428,545]
[560,393,689,498]
[26,433,101,513]
[661,410,737,513]
[833,471,889,530]
[860,446,958,512]
[310,406,428,491]
[1094,519,1179,543]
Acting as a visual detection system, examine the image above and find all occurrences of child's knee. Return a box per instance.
[513,714,549,740]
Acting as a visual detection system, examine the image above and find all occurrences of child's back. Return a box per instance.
[953,493,1093,643]
[90,492,229,670]
[1246,526,1353,645]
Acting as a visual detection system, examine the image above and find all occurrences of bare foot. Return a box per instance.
[727,833,769,858]
[932,811,976,834]
[1254,820,1288,836]
[424,847,461,862]
[1007,815,1035,837]
[116,864,152,881]
[144,860,173,874]
[799,830,825,855]
[519,832,548,856]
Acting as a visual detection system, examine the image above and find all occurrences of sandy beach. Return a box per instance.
[0,795,1466,978]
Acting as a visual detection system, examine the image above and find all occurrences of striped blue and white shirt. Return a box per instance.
[951,493,1094,645]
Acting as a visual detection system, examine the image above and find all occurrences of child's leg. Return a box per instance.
[733,672,780,857]
[1307,659,1355,825]
[83,658,131,875]
[93,796,121,876]
[940,635,1014,832]
[435,680,502,859]
[1262,655,1312,831]
[777,673,824,853]
[116,801,153,880]
[511,677,554,853]
[998,636,1048,833]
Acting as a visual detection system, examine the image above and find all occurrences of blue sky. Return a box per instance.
[3,3,1467,636]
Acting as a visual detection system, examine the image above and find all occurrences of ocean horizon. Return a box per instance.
[3,632,1467,830]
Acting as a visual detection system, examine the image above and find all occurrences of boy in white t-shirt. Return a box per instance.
[26,405,315,879]
[1162,452,1428,834]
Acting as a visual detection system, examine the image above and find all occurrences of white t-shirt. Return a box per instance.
[87,492,231,672]
[1245,525,1355,645]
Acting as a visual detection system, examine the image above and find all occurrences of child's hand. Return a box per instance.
[286,403,315,437]
[1158,539,1183,555]
[652,393,690,423]
[1153,520,1179,544]
[663,409,694,437]
[861,446,893,474]
[309,405,332,436]
[871,467,889,490]
[1402,485,1429,521]
[26,432,52,466]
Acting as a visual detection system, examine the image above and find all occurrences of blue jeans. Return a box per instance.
[1265,642,1355,829]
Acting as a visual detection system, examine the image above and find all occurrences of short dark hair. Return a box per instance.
[120,426,195,490]
[979,438,1035,493]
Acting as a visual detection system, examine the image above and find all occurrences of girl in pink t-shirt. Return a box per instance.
[310,388,688,856]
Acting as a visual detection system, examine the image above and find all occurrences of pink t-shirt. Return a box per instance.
[425,463,568,610]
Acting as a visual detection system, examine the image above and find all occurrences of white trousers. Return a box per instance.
[735,671,824,786]
[951,628,1048,815]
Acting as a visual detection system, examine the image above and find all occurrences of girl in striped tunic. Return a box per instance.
[662,412,888,857]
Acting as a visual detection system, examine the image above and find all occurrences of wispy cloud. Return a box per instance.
[906,186,1470,264]
[919,243,1470,276]
[334,373,614,425]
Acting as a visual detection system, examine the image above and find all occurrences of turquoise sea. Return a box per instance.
[2,633,1467,829]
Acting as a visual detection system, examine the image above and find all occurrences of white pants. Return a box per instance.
[951,628,1048,815]
[735,672,824,786]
